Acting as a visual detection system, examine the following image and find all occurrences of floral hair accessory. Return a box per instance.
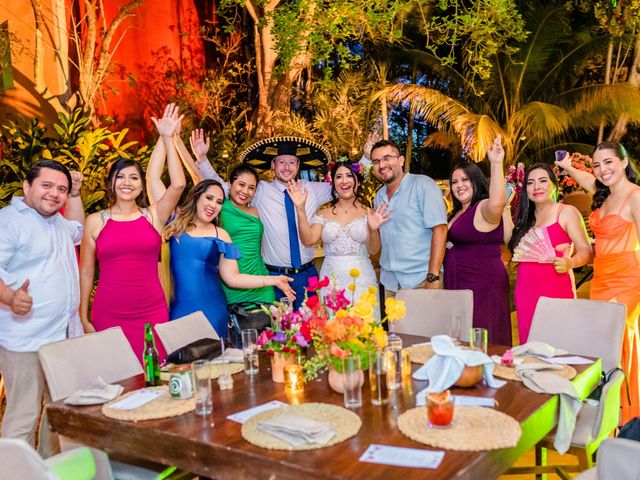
[325,156,364,184]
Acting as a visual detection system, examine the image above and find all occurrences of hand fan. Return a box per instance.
[512,227,556,263]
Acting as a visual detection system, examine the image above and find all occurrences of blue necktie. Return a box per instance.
[284,190,302,269]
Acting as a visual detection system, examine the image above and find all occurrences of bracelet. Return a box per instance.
[262,276,266,288]
[70,192,81,198]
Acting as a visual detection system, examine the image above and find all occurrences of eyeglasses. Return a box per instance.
[371,155,399,167]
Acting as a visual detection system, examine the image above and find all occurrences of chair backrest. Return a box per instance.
[154,311,219,354]
[0,438,57,480]
[394,289,473,341]
[597,438,640,479]
[38,327,143,402]
[528,297,626,371]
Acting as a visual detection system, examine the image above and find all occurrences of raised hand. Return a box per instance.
[367,202,391,231]
[275,276,296,301]
[190,129,210,159]
[363,132,382,160]
[151,103,184,138]
[11,279,32,315]
[69,171,83,197]
[486,135,505,164]
[554,151,572,170]
[287,180,308,207]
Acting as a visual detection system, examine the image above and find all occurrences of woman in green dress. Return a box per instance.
[219,165,275,304]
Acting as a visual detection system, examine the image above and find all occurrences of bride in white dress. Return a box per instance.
[288,160,390,320]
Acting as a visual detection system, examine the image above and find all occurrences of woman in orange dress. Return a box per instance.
[556,142,640,423]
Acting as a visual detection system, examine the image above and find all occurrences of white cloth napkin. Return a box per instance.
[64,377,124,405]
[413,336,506,398]
[257,415,336,447]
[511,341,568,358]
[211,348,243,364]
[516,363,582,454]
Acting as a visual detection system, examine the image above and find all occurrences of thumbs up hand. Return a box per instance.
[11,279,33,315]
[551,243,574,274]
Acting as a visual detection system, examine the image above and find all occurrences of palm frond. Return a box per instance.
[379,84,471,127]
[509,101,570,142]
[558,83,640,129]
[451,114,504,163]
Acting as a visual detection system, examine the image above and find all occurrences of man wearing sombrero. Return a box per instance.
[194,136,333,309]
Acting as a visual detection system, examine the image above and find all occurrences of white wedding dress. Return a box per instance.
[311,215,380,320]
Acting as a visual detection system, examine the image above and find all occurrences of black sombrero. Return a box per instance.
[238,136,332,170]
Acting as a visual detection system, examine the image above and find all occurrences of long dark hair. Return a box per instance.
[106,158,148,208]
[229,164,259,185]
[448,162,489,221]
[591,142,638,210]
[329,160,363,212]
[508,163,559,253]
[163,179,225,239]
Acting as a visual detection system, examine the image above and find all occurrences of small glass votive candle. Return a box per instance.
[284,364,304,394]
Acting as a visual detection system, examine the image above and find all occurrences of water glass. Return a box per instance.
[470,327,488,354]
[368,350,388,406]
[192,360,213,416]
[342,356,362,409]
[447,314,461,344]
[241,328,259,375]
[385,335,403,390]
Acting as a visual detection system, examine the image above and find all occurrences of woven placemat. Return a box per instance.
[102,386,195,422]
[398,406,521,451]
[493,357,577,382]
[241,403,362,451]
[160,362,244,381]
[406,344,435,364]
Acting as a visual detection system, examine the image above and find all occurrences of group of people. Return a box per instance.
[1,102,639,451]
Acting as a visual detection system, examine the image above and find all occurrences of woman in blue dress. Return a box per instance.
[163,179,294,337]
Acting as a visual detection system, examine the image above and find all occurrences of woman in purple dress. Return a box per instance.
[443,136,512,346]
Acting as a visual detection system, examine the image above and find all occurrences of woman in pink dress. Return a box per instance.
[79,104,186,361]
[508,163,591,344]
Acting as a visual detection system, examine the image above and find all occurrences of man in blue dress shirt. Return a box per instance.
[371,140,447,296]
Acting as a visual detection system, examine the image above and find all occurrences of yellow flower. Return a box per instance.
[385,297,406,322]
[351,301,373,321]
[348,283,357,292]
[368,285,378,295]
[349,268,361,279]
[372,326,388,349]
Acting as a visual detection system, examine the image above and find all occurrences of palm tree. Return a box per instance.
[380,5,640,164]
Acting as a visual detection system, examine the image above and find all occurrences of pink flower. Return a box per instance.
[330,343,351,359]
[307,276,330,292]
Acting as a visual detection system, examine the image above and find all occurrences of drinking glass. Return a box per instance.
[447,314,461,344]
[470,327,488,354]
[192,360,213,416]
[241,328,259,375]
[342,356,362,409]
[427,393,454,428]
[368,350,389,406]
[385,335,403,390]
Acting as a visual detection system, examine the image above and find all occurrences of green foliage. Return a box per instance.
[569,0,640,36]
[0,109,148,211]
[424,0,528,85]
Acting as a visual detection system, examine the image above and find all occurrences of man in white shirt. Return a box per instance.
[0,160,84,451]
[195,136,332,309]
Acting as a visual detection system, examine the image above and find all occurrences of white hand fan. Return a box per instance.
[512,227,556,263]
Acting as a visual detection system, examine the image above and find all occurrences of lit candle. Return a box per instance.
[284,364,304,394]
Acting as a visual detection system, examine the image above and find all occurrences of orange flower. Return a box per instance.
[330,343,351,359]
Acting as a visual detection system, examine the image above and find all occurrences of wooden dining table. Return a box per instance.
[46,334,602,480]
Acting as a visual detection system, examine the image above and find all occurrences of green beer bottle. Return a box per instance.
[143,322,160,386]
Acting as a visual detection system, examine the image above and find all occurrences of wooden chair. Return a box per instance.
[154,311,219,354]
[508,297,626,479]
[38,327,186,480]
[394,289,473,341]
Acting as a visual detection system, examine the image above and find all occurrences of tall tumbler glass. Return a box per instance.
[241,328,259,375]
[192,359,213,416]
[470,327,488,354]
[385,335,403,390]
[342,356,362,409]
[369,350,389,406]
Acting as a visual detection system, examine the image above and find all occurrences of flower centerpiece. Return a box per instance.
[257,302,312,382]
[302,270,406,388]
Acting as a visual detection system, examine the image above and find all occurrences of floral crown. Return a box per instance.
[325,156,364,184]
